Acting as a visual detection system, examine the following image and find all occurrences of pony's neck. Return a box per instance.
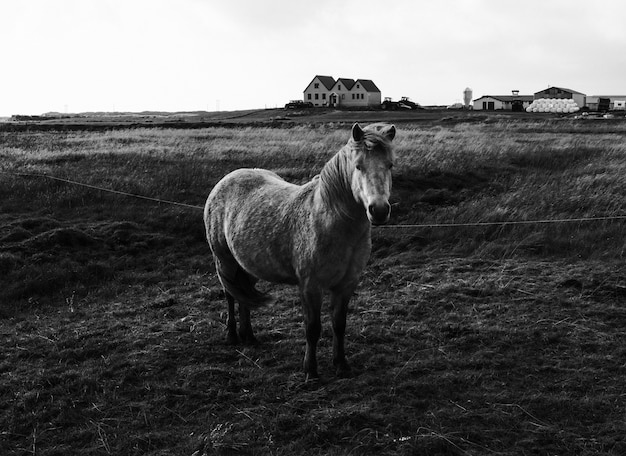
[317,145,364,222]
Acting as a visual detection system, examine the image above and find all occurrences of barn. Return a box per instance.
[534,86,586,109]
[303,75,381,108]
[473,91,534,111]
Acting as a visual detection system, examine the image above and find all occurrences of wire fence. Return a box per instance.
[2,170,205,210]
[2,170,626,228]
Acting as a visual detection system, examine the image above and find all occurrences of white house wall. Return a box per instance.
[303,76,380,108]
[304,77,332,107]
[329,82,350,107]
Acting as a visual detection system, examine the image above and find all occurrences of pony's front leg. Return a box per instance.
[300,287,322,381]
[238,303,258,345]
[330,290,352,378]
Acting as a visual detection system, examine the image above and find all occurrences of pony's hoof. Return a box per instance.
[304,372,320,383]
[304,367,320,382]
[239,333,259,346]
[336,364,352,378]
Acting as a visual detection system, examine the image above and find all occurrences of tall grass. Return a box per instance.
[388,120,625,258]
[1,120,624,307]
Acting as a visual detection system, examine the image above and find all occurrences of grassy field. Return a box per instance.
[1,113,625,455]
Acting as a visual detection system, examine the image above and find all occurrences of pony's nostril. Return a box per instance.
[368,202,391,222]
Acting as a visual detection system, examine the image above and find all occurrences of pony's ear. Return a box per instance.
[352,123,365,142]
[383,124,396,141]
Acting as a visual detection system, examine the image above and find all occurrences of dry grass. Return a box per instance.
[0,115,625,455]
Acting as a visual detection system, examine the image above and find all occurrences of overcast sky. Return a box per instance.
[1,0,625,116]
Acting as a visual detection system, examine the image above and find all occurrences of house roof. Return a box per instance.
[312,75,336,90]
[305,75,380,93]
[335,78,356,90]
[535,86,586,96]
[357,79,380,93]
[474,95,534,102]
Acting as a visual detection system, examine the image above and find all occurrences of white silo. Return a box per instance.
[463,87,473,109]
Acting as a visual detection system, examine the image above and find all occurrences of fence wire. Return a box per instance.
[2,170,625,228]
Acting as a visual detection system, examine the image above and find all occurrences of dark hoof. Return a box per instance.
[226,332,239,345]
[304,372,320,383]
[239,333,259,346]
[335,363,352,378]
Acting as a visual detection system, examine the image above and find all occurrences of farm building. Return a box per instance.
[473,91,534,111]
[534,86,586,109]
[585,95,626,111]
[303,75,381,108]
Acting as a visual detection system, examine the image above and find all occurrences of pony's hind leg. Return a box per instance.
[225,292,238,345]
[224,292,257,345]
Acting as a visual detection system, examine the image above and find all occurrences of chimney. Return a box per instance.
[512,90,520,96]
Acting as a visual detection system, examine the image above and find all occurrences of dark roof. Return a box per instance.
[356,79,380,93]
[311,75,336,90]
[474,95,534,102]
[535,86,586,96]
[335,78,356,90]
[305,75,380,93]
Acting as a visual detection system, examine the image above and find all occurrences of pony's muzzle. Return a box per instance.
[367,200,391,225]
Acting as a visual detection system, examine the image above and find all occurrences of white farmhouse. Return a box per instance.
[303,75,381,108]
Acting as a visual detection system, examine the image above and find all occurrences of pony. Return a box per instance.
[204,122,396,380]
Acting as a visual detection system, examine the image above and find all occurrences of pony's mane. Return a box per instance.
[362,129,394,152]
[317,130,392,219]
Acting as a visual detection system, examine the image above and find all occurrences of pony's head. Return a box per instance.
[349,123,396,225]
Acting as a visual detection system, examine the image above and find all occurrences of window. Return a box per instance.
[314,83,319,89]
[315,93,319,100]
[352,94,355,99]
[307,94,311,100]
[338,85,342,91]
[341,94,345,99]
[322,93,326,100]
[357,84,360,89]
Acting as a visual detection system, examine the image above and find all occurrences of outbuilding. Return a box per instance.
[473,91,534,111]
[534,87,586,109]
[585,95,626,111]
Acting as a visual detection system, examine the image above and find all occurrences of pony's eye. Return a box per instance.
[355,164,363,171]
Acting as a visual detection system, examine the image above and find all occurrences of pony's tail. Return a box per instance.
[218,265,273,308]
